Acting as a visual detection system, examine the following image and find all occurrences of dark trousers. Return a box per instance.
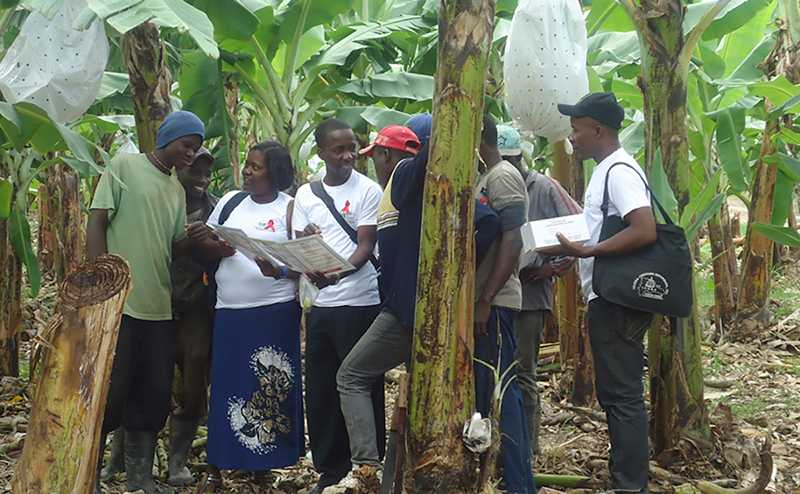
[102,315,177,434]
[474,307,536,494]
[588,297,652,493]
[305,305,384,481]
[173,301,213,421]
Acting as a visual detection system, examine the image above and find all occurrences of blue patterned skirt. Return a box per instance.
[207,301,303,471]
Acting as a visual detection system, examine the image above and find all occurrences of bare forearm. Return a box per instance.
[172,237,193,259]
[480,230,522,303]
[346,225,377,275]
[87,211,108,260]
[192,239,229,264]
[347,244,373,271]
[590,223,656,257]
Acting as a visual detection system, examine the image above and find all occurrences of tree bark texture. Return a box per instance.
[737,22,799,325]
[122,22,173,153]
[708,212,736,333]
[37,164,85,280]
[224,75,241,188]
[12,255,131,493]
[550,140,594,406]
[721,203,739,281]
[0,201,21,377]
[737,117,779,325]
[406,0,493,492]
[635,0,710,455]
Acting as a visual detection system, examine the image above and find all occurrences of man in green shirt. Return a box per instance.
[88,110,208,494]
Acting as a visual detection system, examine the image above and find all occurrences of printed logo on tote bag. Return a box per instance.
[632,272,670,301]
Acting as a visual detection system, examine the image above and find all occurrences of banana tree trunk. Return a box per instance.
[633,0,710,455]
[12,255,131,493]
[406,0,493,492]
[37,164,85,280]
[721,203,739,281]
[224,75,241,188]
[708,212,736,333]
[737,117,778,325]
[550,140,594,406]
[122,22,173,153]
[738,20,799,326]
[0,217,21,377]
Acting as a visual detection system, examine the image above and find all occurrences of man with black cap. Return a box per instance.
[547,92,657,493]
[88,110,210,494]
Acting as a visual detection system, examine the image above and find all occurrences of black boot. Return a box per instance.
[95,433,107,494]
[167,417,198,486]
[125,429,174,494]
[100,428,125,481]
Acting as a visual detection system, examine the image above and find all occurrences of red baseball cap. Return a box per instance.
[359,125,421,157]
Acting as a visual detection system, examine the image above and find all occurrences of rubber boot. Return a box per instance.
[100,428,125,481]
[95,433,107,494]
[167,417,198,486]
[125,429,174,494]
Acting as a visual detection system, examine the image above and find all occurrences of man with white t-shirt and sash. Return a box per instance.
[541,92,658,493]
[292,118,385,494]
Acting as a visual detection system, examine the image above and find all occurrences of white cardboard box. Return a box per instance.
[521,214,590,251]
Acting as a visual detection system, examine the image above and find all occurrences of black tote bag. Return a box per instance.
[592,163,693,318]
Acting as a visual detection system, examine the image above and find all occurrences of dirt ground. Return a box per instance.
[1,253,800,493]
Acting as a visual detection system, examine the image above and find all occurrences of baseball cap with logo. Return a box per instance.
[557,92,625,130]
[497,125,522,156]
[359,125,421,157]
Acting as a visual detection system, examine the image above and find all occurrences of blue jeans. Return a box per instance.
[474,307,537,494]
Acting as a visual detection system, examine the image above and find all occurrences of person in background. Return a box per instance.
[167,147,218,486]
[497,125,581,455]
[88,110,207,494]
[196,141,303,490]
[292,119,384,494]
[474,115,536,494]
[551,92,657,493]
[497,124,525,172]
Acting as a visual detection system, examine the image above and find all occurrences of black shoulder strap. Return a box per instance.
[218,191,249,225]
[309,181,379,271]
[601,162,674,225]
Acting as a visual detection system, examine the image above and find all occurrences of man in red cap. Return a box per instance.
[359,124,421,189]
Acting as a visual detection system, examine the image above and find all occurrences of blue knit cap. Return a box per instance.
[405,113,432,146]
[155,111,205,149]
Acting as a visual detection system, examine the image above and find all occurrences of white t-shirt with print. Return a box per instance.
[207,191,297,309]
[580,148,651,302]
[292,170,382,307]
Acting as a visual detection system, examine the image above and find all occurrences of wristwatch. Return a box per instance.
[277,266,289,279]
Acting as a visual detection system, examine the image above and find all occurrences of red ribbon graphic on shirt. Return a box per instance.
[342,200,351,215]
[265,219,276,232]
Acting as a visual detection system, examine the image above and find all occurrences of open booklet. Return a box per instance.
[210,224,355,275]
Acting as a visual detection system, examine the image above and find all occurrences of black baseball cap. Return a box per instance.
[557,92,625,130]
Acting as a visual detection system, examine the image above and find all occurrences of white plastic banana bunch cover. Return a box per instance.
[0,0,109,123]
[504,0,589,141]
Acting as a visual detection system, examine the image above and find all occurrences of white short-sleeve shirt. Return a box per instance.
[207,191,297,309]
[292,170,382,307]
[580,148,651,302]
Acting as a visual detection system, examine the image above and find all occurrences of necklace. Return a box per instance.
[149,152,171,175]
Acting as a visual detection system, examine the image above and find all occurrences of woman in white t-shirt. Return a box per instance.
[202,141,303,487]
